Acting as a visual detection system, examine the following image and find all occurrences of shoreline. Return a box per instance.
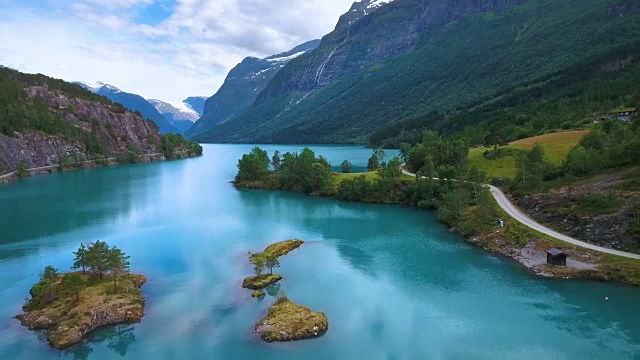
[0,152,200,184]
[234,180,640,287]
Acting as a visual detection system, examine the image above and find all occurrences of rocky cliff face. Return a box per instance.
[186,40,320,139]
[94,86,179,135]
[0,85,161,175]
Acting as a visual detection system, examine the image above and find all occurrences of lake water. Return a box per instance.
[0,144,639,360]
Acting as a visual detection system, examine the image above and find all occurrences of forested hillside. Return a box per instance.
[198,0,640,145]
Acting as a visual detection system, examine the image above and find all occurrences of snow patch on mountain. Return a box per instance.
[266,51,307,63]
[149,99,200,123]
[168,100,199,116]
[355,0,396,9]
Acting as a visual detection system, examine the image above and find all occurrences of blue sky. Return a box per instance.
[0,0,354,102]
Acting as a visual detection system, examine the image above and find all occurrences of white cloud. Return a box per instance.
[0,0,354,103]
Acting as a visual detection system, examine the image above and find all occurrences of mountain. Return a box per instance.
[183,97,207,116]
[0,67,162,175]
[148,99,200,134]
[75,82,179,135]
[185,39,320,139]
[194,0,640,144]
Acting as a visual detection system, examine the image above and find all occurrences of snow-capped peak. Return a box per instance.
[101,84,121,92]
[75,81,123,93]
[76,81,106,92]
[355,0,396,9]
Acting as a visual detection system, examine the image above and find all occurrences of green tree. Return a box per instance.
[378,156,403,179]
[39,265,59,282]
[252,255,266,276]
[465,165,487,198]
[630,198,640,232]
[85,241,110,279]
[72,243,88,274]
[108,247,130,291]
[341,160,352,173]
[236,147,270,182]
[418,154,436,179]
[307,156,333,194]
[272,150,281,172]
[437,188,471,224]
[16,161,28,178]
[264,254,280,274]
[367,153,380,171]
[62,273,85,302]
[399,143,411,163]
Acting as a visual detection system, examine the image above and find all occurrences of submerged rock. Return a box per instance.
[252,290,266,299]
[255,298,328,342]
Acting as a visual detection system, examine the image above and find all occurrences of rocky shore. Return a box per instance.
[16,273,146,349]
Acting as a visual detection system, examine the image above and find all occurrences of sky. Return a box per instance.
[0,0,354,103]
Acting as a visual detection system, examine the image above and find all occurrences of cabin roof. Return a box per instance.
[547,248,567,257]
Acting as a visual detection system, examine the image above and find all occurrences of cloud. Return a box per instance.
[0,0,354,103]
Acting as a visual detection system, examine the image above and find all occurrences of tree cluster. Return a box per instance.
[161,133,203,159]
[251,253,280,276]
[405,131,469,180]
[236,147,334,195]
[72,241,131,290]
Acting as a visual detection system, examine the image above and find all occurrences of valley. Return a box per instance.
[1,0,639,358]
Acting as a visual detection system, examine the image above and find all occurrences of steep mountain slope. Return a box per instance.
[148,99,199,134]
[76,82,179,135]
[199,0,640,144]
[186,40,320,139]
[183,97,207,116]
[0,67,162,175]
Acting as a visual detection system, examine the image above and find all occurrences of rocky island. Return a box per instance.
[255,298,328,342]
[242,274,283,290]
[243,239,304,291]
[16,241,145,349]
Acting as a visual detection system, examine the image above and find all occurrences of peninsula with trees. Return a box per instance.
[15,241,146,349]
[233,121,640,286]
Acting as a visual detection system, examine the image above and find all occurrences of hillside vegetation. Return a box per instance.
[469,130,588,179]
[198,0,640,145]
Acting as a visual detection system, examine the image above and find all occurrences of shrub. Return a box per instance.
[16,161,28,178]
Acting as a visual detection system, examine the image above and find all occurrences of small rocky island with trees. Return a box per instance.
[16,241,146,349]
[241,240,329,342]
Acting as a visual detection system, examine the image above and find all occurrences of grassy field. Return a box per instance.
[333,171,414,186]
[468,130,588,179]
[333,171,380,186]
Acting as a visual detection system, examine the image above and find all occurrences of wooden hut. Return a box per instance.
[546,248,568,266]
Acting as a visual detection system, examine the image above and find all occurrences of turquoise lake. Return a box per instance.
[0,144,639,360]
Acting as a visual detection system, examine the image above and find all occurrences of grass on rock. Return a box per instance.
[255,298,328,342]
